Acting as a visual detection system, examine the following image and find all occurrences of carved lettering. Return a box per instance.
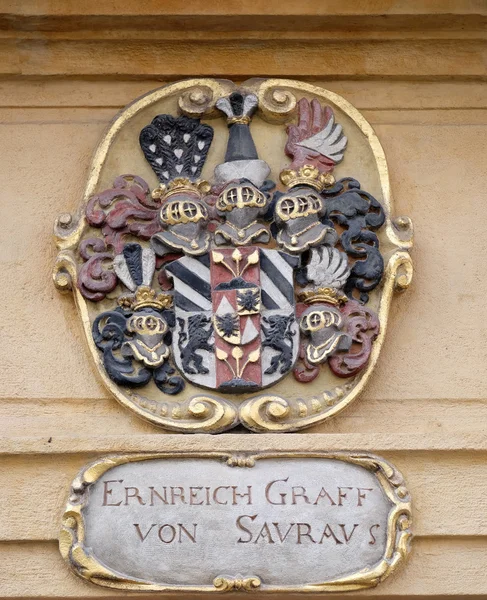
[133,523,197,544]
[158,524,176,543]
[149,486,168,505]
[232,485,252,505]
[357,488,373,506]
[170,486,186,504]
[297,523,315,544]
[134,523,157,542]
[70,455,410,588]
[313,487,337,506]
[234,517,367,546]
[102,480,123,506]
[272,522,295,542]
[339,523,359,542]
[99,481,376,508]
[337,487,354,506]
[178,523,197,543]
[213,486,230,505]
[265,477,289,505]
[292,487,311,505]
[125,487,146,506]
[236,514,258,543]
[254,522,275,544]
[189,486,204,505]
[369,523,380,545]
[318,524,343,545]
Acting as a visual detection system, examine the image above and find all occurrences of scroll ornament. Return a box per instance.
[53,79,413,433]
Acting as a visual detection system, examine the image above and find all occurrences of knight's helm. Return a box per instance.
[149,178,211,255]
[212,91,273,246]
[274,184,334,253]
[216,181,267,212]
[139,114,214,256]
[300,305,343,333]
[160,192,209,226]
[299,304,350,365]
[214,178,271,246]
[273,165,337,253]
[275,188,324,223]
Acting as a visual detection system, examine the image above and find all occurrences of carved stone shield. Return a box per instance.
[166,247,298,392]
[53,78,413,433]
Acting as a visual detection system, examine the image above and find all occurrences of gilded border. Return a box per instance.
[60,451,412,593]
[53,77,413,433]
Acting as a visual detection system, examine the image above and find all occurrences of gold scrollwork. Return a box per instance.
[393,250,414,292]
[53,77,413,433]
[213,576,262,592]
[52,250,77,293]
[393,215,414,245]
[245,78,297,123]
[53,207,87,252]
[226,455,256,468]
[178,79,236,118]
[127,393,239,433]
[239,383,354,432]
[60,451,412,593]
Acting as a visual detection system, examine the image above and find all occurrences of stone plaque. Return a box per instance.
[60,452,412,592]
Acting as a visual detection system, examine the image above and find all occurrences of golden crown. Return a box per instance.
[118,286,173,311]
[280,165,335,192]
[298,287,348,307]
[151,178,211,201]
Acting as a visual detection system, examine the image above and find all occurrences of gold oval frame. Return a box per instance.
[53,78,413,433]
[60,451,412,593]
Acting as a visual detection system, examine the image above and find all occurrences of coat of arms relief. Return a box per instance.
[53,78,413,433]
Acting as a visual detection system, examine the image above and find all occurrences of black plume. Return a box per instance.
[122,243,144,287]
[139,115,214,183]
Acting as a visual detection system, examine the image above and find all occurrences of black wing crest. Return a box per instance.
[139,115,214,183]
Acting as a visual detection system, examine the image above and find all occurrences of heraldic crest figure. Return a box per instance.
[53,78,413,432]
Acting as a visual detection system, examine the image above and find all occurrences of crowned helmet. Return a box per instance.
[298,247,352,365]
[213,92,272,246]
[139,114,214,255]
[274,99,348,254]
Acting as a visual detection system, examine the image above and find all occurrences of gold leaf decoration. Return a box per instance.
[248,349,261,362]
[247,249,259,265]
[213,575,262,592]
[232,346,244,360]
[216,348,228,360]
[232,248,242,262]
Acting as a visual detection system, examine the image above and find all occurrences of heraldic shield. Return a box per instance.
[166,247,299,392]
[53,78,413,433]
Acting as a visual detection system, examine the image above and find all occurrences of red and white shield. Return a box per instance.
[166,246,298,392]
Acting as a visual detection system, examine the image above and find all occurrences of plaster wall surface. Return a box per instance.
[0,2,486,599]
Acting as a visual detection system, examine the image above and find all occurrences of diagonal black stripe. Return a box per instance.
[260,250,295,304]
[278,250,300,268]
[261,289,279,310]
[174,292,204,312]
[165,261,211,300]
[199,253,210,267]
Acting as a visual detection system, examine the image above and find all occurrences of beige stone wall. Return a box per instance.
[0,3,486,598]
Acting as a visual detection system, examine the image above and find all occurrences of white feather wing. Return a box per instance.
[306,247,350,289]
[297,113,348,163]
